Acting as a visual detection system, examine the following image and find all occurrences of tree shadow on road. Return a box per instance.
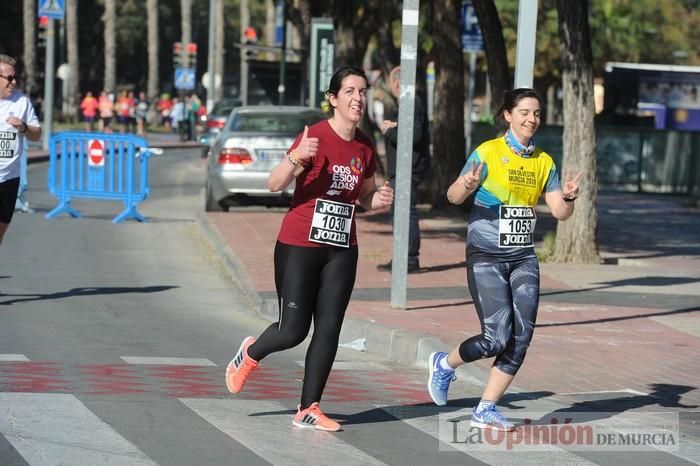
[523,383,698,427]
[0,285,178,305]
[340,390,556,427]
[537,305,699,328]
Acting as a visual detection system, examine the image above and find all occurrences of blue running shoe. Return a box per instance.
[427,352,456,406]
[470,405,515,431]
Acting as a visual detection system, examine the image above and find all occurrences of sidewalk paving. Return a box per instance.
[199,191,700,407]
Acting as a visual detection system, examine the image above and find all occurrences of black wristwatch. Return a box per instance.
[19,122,28,134]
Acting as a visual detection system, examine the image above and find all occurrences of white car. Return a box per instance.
[205,105,325,211]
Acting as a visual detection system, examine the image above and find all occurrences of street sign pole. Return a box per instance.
[42,19,55,150]
[277,0,286,105]
[466,52,477,152]
[309,18,333,109]
[38,0,65,150]
[239,0,249,105]
[461,1,484,153]
[390,0,420,309]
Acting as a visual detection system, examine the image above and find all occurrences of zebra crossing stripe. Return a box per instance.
[379,404,595,465]
[295,361,391,371]
[120,356,216,366]
[180,398,386,466]
[0,354,30,361]
[0,393,156,465]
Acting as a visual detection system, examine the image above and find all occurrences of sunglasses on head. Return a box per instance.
[0,74,17,83]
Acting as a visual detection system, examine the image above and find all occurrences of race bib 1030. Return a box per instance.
[309,198,355,248]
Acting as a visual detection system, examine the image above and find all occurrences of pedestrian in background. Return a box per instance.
[79,91,99,131]
[156,93,173,131]
[0,54,41,246]
[116,90,134,134]
[170,97,185,140]
[225,66,394,432]
[376,66,431,274]
[427,88,583,431]
[134,91,149,136]
[98,90,114,133]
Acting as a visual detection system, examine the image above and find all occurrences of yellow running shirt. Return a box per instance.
[462,132,561,262]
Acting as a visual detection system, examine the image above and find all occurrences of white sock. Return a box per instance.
[439,356,454,371]
[476,400,495,413]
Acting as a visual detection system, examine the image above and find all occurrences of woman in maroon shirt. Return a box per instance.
[225,67,393,432]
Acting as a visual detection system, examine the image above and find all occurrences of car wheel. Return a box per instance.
[205,183,224,212]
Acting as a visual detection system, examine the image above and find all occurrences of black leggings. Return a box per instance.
[0,177,20,224]
[458,257,540,375]
[247,241,358,408]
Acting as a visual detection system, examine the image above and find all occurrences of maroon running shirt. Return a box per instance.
[277,119,377,247]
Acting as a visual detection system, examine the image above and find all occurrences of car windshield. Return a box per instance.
[227,112,322,133]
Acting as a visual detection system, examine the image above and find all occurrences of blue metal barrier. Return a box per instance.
[46,132,152,223]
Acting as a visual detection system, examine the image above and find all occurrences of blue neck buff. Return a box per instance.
[504,129,535,157]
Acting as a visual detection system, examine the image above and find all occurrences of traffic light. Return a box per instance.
[244,26,257,60]
[38,16,48,48]
[187,42,197,71]
[244,27,257,43]
[173,42,185,67]
[173,42,197,69]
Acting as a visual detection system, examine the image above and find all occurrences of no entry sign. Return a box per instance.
[88,139,105,167]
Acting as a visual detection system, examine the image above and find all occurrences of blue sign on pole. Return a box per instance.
[461,1,483,52]
[38,0,65,20]
[274,0,285,46]
[174,67,196,90]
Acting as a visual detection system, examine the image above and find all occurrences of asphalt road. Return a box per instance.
[0,149,695,465]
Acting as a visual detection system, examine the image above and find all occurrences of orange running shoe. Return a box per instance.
[225,336,258,393]
[292,402,342,432]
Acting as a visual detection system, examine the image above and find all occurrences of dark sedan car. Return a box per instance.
[198,98,242,157]
[205,105,325,211]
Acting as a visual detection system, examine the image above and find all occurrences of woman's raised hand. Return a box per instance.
[462,162,484,190]
[563,170,584,199]
[294,125,319,163]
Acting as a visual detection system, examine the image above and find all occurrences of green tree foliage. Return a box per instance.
[589,0,699,70]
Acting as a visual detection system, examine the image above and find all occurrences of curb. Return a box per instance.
[194,210,487,387]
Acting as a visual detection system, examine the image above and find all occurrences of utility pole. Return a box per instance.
[206,0,216,111]
[513,0,538,88]
[42,19,55,150]
[390,0,420,309]
[240,0,249,105]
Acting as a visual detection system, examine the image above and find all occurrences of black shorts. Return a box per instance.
[0,177,20,223]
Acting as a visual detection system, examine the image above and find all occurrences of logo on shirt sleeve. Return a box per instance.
[350,156,364,175]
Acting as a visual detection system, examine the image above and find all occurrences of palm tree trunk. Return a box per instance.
[66,0,79,121]
[147,0,159,101]
[103,0,117,92]
[181,0,192,69]
[23,0,37,94]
